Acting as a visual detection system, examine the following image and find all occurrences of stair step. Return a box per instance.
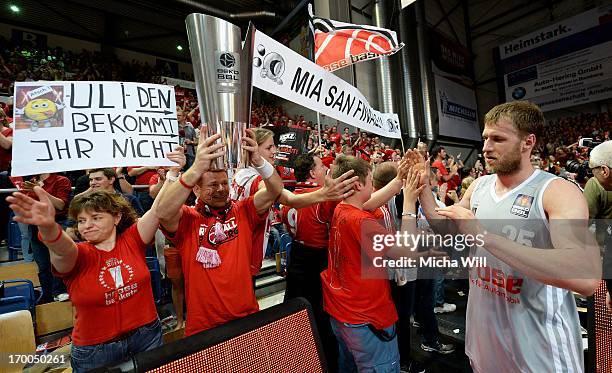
[254,273,286,298]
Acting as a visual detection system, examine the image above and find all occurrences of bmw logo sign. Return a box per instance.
[512,87,526,100]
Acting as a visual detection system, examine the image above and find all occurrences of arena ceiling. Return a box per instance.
[0,0,303,62]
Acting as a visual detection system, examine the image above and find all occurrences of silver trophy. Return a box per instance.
[186,14,254,171]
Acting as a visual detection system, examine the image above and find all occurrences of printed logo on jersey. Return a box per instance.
[99,257,138,305]
[510,194,533,218]
[471,265,523,304]
[198,218,239,247]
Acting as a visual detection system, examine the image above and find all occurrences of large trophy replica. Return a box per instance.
[186,14,254,171]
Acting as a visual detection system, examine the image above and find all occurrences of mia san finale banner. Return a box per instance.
[12,81,178,176]
[252,30,401,139]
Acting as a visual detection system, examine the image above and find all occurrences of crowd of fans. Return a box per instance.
[0,40,611,373]
[0,36,193,96]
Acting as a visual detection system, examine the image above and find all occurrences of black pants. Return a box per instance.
[414,278,439,344]
[392,281,416,366]
[283,241,337,371]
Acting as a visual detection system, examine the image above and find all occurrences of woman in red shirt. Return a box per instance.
[8,188,163,372]
[7,144,186,371]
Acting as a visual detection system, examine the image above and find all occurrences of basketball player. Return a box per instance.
[412,101,601,372]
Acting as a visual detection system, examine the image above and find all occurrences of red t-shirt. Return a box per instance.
[330,133,341,146]
[164,197,266,336]
[0,127,13,171]
[53,224,157,346]
[42,174,72,220]
[321,203,398,329]
[431,160,449,186]
[148,173,160,186]
[230,170,266,275]
[281,185,338,249]
[383,149,396,161]
[127,167,156,185]
[359,150,371,162]
[321,155,335,168]
[372,205,396,231]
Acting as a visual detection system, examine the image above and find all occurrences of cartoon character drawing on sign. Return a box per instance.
[253,44,285,85]
[14,85,65,131]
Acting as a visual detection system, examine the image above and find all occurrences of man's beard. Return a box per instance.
[488,143,522,175]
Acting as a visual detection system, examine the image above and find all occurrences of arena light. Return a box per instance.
[176,45,183,51]
[9,4,20,13]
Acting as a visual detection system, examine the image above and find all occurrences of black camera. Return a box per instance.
[565,138,602,182]
[565,159,590,181]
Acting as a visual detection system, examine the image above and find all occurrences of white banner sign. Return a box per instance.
[12,81,178,176]
[252,30,401,139]
[498,5,612,111]
[434,73,481,141]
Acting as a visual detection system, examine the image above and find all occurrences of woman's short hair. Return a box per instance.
[69,190,137,235]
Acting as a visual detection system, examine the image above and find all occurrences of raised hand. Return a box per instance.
[402,169,427,204]
[7,186,56,228]
[395,156,410,182]
[320,165,358,201]
[166,145,186,173]
[192,134,225,174]
[438,182,448,201]
[242,128,264,167]
[404,149,430,186]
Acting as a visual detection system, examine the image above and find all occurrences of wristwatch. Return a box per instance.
[166,173,179,182]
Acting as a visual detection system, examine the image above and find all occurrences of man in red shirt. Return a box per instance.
[155,131,284,336]
[321,156,430,372]
[430,146,459,187]
[329,126,342,152]
[280,154,339,367]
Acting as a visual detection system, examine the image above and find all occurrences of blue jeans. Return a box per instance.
[30,225,66,302]
[71,318,163,372]
[433,275,445,306]
[18,222,33,262]
[330,317,400,373]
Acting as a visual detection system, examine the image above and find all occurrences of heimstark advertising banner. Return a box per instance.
[252,30,401,139]
[497,5,612,111]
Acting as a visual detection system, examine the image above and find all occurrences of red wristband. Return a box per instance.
[179,174,195,189]
[37,223,63,244]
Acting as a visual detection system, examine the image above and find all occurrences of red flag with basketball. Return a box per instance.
[308,4,404,71]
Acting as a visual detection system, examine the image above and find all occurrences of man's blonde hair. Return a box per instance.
[484,101,545,138]
[373,162,397,189]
